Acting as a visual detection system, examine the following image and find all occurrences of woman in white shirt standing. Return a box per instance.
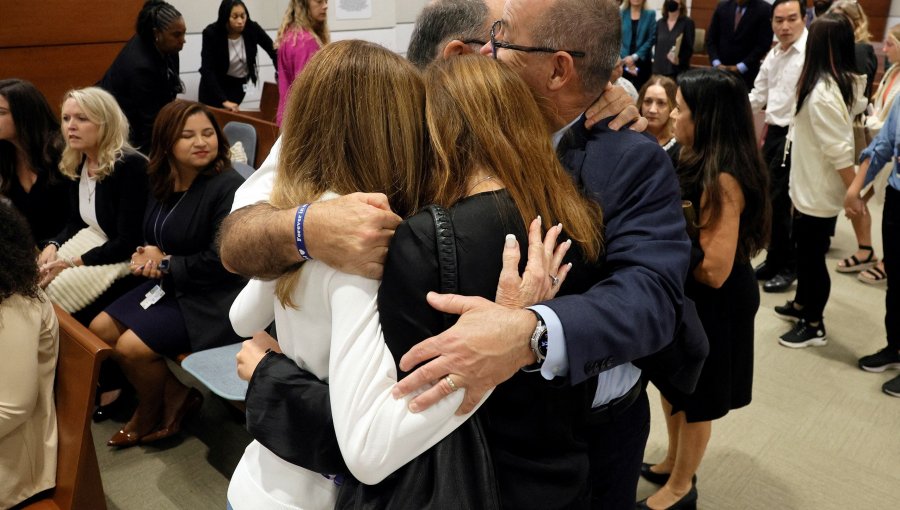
[226,39,431,510]
[775,13,867,347]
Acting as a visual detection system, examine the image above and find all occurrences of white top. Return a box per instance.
[615,77,639,102]
[78,165,106,239]
[789,75,867,218]
[748,29,807,128]
[227,35,249,79]
[866,64,900,137]
[231,137,278,212]
[226,189,487,509]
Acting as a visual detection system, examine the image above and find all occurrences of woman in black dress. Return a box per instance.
[89,100,245,448]
[198,0,277,112]
[99,0,185,151]
[652,0,695,78]
[639,68,770,510]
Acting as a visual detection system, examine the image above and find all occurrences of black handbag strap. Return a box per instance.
[425,205,458,329]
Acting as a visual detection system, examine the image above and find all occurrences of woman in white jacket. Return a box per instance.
[775,12,867,347]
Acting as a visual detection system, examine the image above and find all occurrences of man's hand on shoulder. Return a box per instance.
[392,293,537,415]
[305,193,402,280]
[585,82,649,132]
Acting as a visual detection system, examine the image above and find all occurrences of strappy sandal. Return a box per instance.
[858,263,887,284]
[837,245,877,273]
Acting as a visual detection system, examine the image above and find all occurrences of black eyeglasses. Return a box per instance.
[461,38,488,47]
[489,20,586,59]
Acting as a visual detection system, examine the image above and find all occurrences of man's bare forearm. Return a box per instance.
[219,203,301,279]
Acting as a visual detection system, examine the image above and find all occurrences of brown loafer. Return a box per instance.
[140,388,204,444]
[107,428,142,448]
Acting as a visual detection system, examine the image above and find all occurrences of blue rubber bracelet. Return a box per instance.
[294,203,313,261]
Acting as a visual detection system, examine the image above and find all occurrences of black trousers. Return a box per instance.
[762,125,796,272]
[793,212,837,322]
[884,187,900,349]
[588,384,651,509]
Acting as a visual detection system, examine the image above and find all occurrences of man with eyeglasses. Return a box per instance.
[389,0,693,507]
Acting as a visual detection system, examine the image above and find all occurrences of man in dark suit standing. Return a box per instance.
[706,0,774,89]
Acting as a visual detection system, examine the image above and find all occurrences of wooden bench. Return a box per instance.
[208,107,279,169]
[23,306,111,510]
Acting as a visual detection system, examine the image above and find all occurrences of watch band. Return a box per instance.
[529,310,548,365]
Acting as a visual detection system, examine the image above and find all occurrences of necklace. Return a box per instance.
[153,191,188,252]
[229,36,247,67]
[466,175,495,196]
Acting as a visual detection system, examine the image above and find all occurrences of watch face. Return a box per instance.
[158,258,170,271]
[539,336,549,356]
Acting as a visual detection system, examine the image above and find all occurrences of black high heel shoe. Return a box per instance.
[635,484,698,510]
[639,463,697,486]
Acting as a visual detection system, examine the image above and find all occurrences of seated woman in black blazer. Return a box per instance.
[199,0,277,112]
[89,100,246,448]
[38,87,148,323]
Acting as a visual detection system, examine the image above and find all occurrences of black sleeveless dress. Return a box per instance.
[656,175,759,422]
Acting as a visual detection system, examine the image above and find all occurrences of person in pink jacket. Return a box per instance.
[275,0,328,125]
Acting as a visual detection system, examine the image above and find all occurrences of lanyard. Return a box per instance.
[152,191,188,253]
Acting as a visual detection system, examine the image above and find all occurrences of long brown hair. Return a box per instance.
[275,0,329,47]
[424,55,603,261]
[147,100,231,201]
[677,69,769,261]
[273,40,427,305]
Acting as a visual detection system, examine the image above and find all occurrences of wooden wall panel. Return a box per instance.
[0,1,144,112]
[0,1,142,48]
[0,44,127,111]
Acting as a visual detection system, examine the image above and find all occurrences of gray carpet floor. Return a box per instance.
[93,205,900,509]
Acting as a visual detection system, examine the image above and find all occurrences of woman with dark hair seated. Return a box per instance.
[0,79,70,246]
[639,68,770,509]
[199,0,277,112]
[0,203,59,509]
[89,100,246,448]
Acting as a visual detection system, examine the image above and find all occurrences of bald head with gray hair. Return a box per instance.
[407,0,490,68]
[532,0,620,95]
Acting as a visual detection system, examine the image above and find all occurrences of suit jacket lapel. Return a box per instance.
[557,115,590,187]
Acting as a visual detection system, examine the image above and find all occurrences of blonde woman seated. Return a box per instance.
[229,41,602,509]
[38,87,148,323]
[90,101,246,448]
[0,203,59,509]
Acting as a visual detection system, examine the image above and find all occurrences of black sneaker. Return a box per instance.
[858,347,900,372]
[883,374,900,397]
[779,319,827,348]
[774,301,803,322]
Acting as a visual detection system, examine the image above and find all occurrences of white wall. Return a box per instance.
[169,0,427,110]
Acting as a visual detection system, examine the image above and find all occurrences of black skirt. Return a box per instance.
[105,279,190,358]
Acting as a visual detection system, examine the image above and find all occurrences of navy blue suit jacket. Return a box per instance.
[546,116,691,385]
